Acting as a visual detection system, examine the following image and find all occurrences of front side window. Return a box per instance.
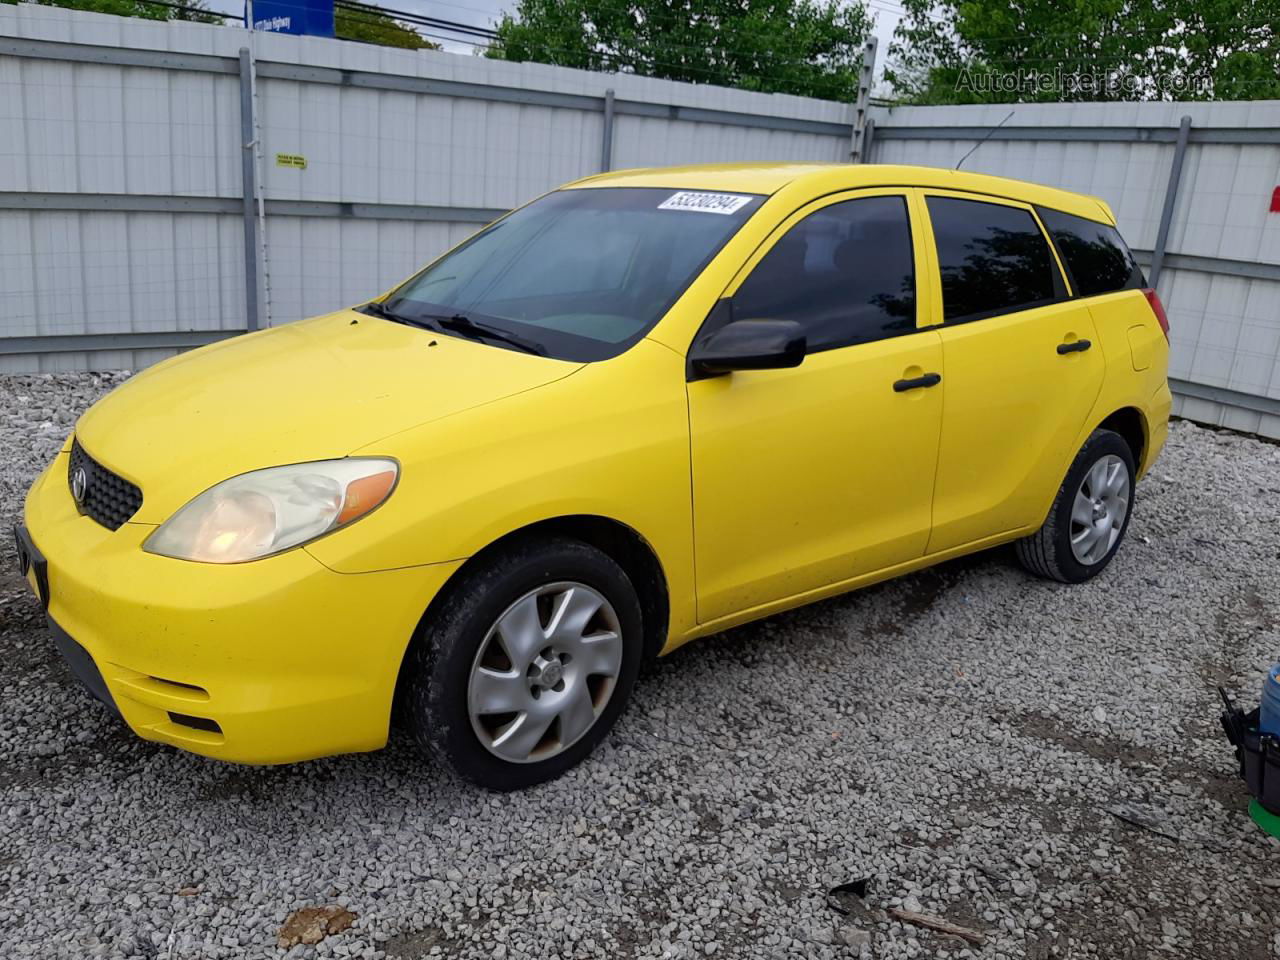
[388,187,764,361]
[731,195,916,352]
[926,196,1061,323]
[1037,207,1146,296]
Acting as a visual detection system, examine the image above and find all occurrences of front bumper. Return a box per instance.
[22,453,461,765]
[48,616,119,713]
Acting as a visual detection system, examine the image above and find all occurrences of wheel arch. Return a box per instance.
[392,514,671,717]
[1032,404,1151,538]
[1096,406,1148,474]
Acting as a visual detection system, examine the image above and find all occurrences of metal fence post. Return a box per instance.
[600,88,615,172]
[1149,114,1192,291]
[862,118,876,164]
[238,47,260,332]
[849,37,877,163]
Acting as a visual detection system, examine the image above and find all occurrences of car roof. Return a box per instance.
[568,163,1116,224]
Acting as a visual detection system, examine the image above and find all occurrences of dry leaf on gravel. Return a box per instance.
[277,905,357,949]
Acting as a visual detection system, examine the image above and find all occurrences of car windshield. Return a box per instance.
[386,187,764,361]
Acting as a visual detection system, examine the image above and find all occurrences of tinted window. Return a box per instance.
[732,196,916,352]
[390,187,763,362]
[926,197,1060,322]
[1037,207,1146,296]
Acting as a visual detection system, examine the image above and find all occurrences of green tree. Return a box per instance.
[886,0,1280,103]
[14,0,224,23]
[336,2,438,50]
[486,0,873,101]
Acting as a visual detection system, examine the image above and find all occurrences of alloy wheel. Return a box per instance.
[1069,453,1130,565]
[467,582,623,763]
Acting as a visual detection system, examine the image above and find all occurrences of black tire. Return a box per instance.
[402,537,643,790]
[1015,428,1136,584]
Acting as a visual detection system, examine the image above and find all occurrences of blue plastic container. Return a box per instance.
[1261,665,1280,738]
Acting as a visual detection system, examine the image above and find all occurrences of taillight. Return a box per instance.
[1143,288,1169,341]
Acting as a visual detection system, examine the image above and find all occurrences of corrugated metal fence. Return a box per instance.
[2,6,1279,439]
[0,4,857,372]
[865,101,1280,438]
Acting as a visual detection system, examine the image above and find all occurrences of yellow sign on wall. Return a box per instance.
[275,153,307,170]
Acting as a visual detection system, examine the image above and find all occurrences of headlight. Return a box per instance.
[144,459,398,563]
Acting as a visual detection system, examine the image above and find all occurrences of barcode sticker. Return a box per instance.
[657,191,753,215]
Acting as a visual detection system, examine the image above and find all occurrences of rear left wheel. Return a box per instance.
[402,538,643,790]
[1015,428,1136,584]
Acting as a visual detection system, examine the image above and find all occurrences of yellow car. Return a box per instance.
[18,163,1171,789]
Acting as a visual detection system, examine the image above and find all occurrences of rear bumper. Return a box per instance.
[1142,380,1173,477]
[22,453,461,765]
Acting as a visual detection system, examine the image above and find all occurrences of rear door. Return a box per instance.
[1036,205,1164,377]
[920,191,1106,554]
[687,190,944,622]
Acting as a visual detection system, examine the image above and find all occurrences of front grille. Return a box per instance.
[68,438,143,530]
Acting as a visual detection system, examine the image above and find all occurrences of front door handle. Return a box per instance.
[1057,339,1092,355]
[893,372,942,392]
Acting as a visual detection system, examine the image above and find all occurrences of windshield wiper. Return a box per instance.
[357,300,437,330]
[361,302,547,356]
[429,313,547,357]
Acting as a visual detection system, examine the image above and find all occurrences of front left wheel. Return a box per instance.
[401,538,643,790]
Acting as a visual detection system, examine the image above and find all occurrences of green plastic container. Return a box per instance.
[1251,799,1280,839]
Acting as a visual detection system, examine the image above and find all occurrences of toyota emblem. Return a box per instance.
[71,467,89,504]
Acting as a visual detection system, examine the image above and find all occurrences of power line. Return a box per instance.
[421,0,1272,64]
[89,0,240,21]
[19,0,1270,52]
[351,0,880,60]
[341,1,1274,93]
[324,3,490,47]
[328,0,879,82]
[334,0,498,39]
[15,0,1273,95]
[133,0,1276,80]
[368,0,501,24]
[888,7,1275,47]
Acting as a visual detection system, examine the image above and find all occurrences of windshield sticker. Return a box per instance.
[657,191,753,215]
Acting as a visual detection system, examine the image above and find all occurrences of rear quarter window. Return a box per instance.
[1037,207,1146,297]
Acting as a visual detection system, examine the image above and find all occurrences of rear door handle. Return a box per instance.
[1057,339,1092,355]
[893,372,942,392]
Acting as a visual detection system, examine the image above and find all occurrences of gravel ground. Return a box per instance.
[1,371,1279,960]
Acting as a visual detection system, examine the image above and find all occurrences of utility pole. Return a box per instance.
[849,36,877,163]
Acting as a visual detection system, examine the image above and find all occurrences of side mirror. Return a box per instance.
[689,319,806,378]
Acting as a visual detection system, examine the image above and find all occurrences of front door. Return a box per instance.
[687,191,945,623]
[918,191,1107,553]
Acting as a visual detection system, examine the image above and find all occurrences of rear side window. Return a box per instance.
[1037,207,1146,296]
[926,196,1062,323]
[732,195,916,352]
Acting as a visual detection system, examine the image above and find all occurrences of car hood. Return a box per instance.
[75,311,583,524]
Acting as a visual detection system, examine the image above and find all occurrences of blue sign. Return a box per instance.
[249,0,334,37]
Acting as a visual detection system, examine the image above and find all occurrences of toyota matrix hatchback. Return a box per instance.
[18,164,1171,789]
